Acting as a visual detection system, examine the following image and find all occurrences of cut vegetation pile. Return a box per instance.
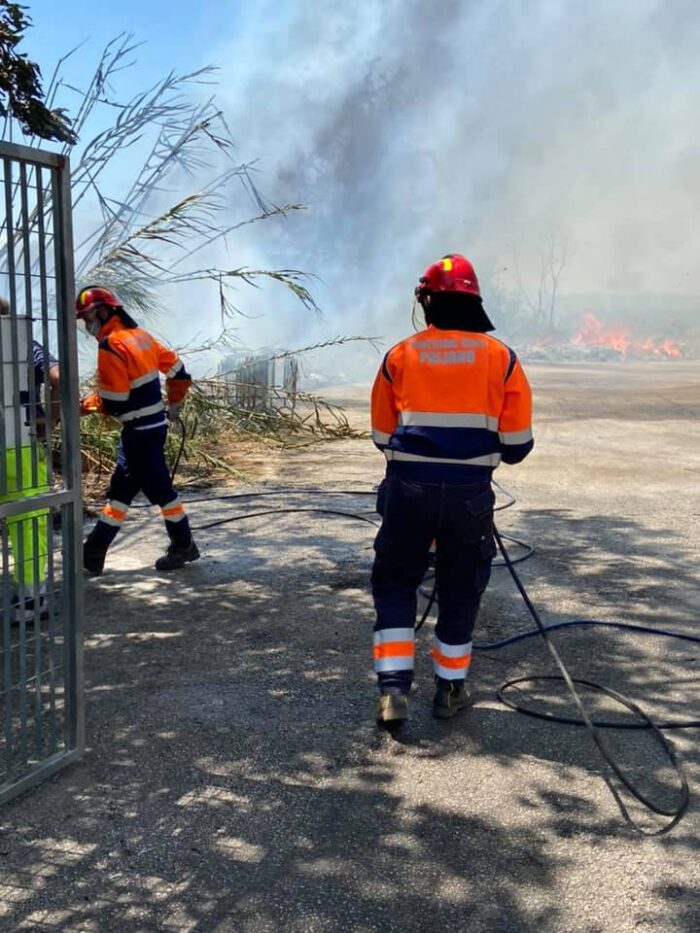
[77,377,366,496]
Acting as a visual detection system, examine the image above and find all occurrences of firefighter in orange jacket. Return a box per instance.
[371,254,533,727]
[76,286,200,574]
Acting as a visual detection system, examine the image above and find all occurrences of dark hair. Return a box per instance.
[0,297,9,316]
[423,292,494,332]
[93,303,138,330]
[114,309,139,329]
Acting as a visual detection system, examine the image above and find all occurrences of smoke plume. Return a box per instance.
[212,0,700,377]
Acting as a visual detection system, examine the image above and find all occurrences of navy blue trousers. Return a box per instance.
[371,474,496,693]
[87,426,191,551]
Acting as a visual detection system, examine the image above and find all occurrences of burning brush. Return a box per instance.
[524,311,687,361]
[572,312,683,358]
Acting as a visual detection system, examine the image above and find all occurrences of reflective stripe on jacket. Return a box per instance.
[371,326,533,481]
[84,318,192,430]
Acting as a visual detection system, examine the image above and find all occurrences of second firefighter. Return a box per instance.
[77,286,200,574]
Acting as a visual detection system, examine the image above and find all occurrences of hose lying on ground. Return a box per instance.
[130,482,696,834]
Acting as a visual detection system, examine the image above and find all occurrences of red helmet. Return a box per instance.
[75,286,121,319]
[415,254,481,303]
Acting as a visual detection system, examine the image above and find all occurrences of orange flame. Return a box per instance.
[571,312,683,358]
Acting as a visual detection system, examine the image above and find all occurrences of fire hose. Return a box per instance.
[149,412,696,832]
[169,415,188,483]
[178,483,697,836]
[141,431,697,834]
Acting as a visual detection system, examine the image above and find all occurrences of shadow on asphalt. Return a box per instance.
[0,504,698,930]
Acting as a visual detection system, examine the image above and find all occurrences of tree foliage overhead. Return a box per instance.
[0,31,318,325]
[0,1,76,143]
[60,34,317,319]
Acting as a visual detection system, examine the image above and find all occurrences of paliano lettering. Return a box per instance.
[419,350,476,365]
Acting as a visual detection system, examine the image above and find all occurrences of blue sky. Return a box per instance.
[15,1,700,379]
[25,1,240,87]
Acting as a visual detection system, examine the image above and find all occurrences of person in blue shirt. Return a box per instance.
[30,339,60,437]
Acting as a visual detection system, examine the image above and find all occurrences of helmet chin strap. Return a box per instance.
[411,294,431,332]
[411,297,422,332]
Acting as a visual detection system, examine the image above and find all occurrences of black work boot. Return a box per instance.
[155,538,200,572]
[376,691,409,731]
[84,541,108,576]
[432,677,472,720]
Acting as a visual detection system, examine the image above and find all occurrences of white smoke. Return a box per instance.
[206,0,700,376]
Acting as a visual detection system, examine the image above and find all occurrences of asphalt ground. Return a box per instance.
[0,361,698,932]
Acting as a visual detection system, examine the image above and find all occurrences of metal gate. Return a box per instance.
[219,354,299,412]
[0,141,83,804]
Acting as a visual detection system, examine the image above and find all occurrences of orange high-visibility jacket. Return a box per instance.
[371,326,533,481]
[81,317,192,429]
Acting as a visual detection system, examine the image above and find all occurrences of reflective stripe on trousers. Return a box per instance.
[87,426,191,552]
[371,475,495,693]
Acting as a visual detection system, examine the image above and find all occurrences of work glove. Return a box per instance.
[80,395,101,416]
[167,403,183,422]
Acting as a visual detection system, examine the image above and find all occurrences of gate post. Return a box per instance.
[0,141,83,804]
